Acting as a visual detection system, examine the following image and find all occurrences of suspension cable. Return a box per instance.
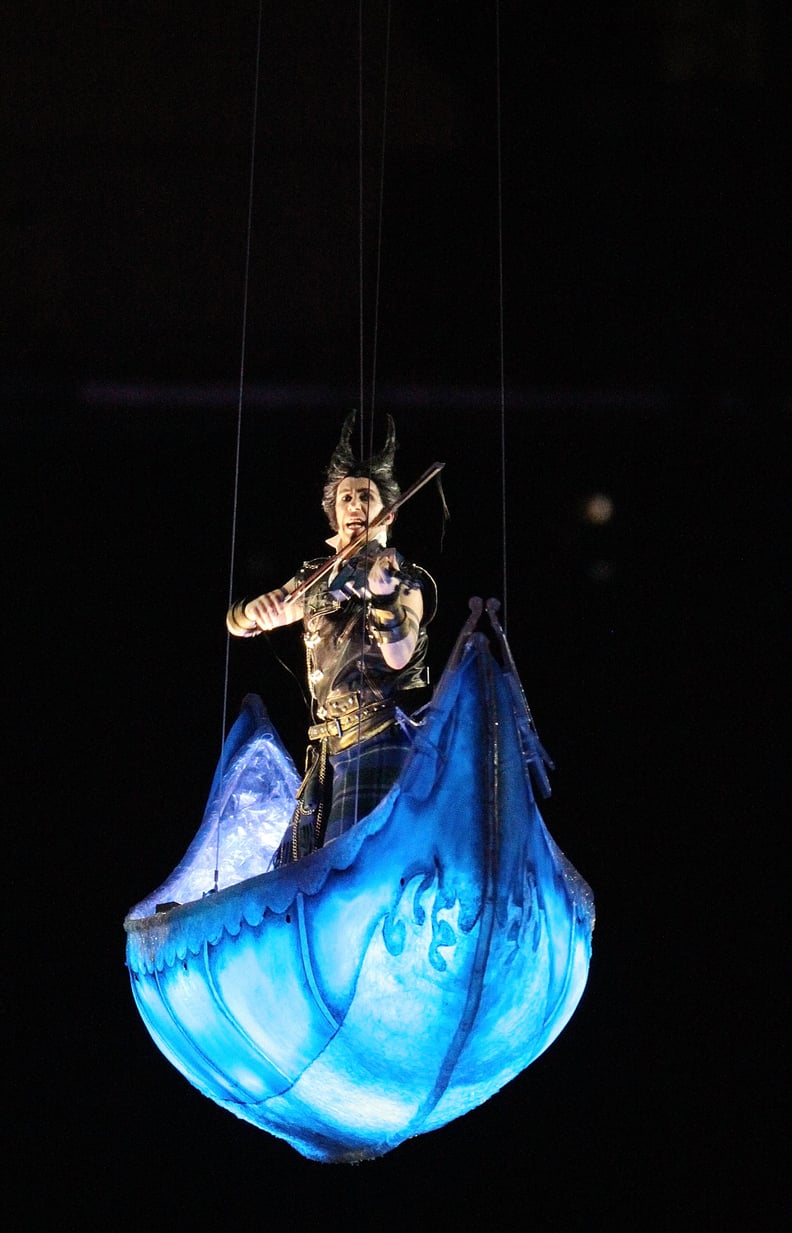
[495,0,508,633]
[214,0,264,893]
[369,1,392,430]
[358,0,392,456]
[358,2,366,428]
[354,1,393,828]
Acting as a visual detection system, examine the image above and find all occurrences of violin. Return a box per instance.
[285,462,444,606]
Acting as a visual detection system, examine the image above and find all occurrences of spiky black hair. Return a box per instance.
[322,411,401,531]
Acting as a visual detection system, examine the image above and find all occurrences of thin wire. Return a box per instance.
[358,2,366,421]
[495,0,508,632]
[368,0,392,424]
[358,0,391,451]
[354,0,392,830]
[214,0,264,893]
[354,0,369,829]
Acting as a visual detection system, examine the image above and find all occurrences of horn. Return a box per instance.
[368,414,397,476]
[326,410,358,482]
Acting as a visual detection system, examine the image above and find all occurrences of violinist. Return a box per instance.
[227,414,436,862]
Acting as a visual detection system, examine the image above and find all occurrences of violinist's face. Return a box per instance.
[334,477,392,548]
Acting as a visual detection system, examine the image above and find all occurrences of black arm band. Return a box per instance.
[368,588,403,612]
[367,603,418,646]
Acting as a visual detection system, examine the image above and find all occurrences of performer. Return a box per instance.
[227,414,437,863]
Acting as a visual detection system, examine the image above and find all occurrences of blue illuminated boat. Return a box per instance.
[124,599,594,1163]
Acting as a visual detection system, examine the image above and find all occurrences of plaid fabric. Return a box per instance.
[323,722,413,844]
[270,722,414,868]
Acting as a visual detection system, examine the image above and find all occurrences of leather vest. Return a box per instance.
[296,550,435,722]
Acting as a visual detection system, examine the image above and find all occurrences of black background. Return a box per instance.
[6,3,788,1230]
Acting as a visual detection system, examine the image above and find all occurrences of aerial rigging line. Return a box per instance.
[358,0,392,461]
[495,0,509,633]
[211,3,395,866]
[211,3,507,882]
[354,0,393,825]
[214,0,265,893]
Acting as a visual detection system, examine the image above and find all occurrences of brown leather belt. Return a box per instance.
[308,698,394,743]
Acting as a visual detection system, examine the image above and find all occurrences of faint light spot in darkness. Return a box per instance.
[582,492,614,525]
[587,558,615,583]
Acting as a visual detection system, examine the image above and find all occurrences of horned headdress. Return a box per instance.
[322,411,401,531]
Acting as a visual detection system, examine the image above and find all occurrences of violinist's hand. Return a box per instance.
[367,547,401,598]
[244,588,294,631]
[227,586,303,636]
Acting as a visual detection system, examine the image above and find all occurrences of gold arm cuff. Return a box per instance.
[228,599,258,636]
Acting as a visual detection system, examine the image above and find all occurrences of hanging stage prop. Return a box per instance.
[124,599,594,1163]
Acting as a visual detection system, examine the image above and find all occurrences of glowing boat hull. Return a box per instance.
[125,608,594,1162]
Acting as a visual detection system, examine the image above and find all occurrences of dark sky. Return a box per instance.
[7,4,787,1230]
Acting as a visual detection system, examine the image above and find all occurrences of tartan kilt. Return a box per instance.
[324,722,413,844]
[271,721,413,867]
